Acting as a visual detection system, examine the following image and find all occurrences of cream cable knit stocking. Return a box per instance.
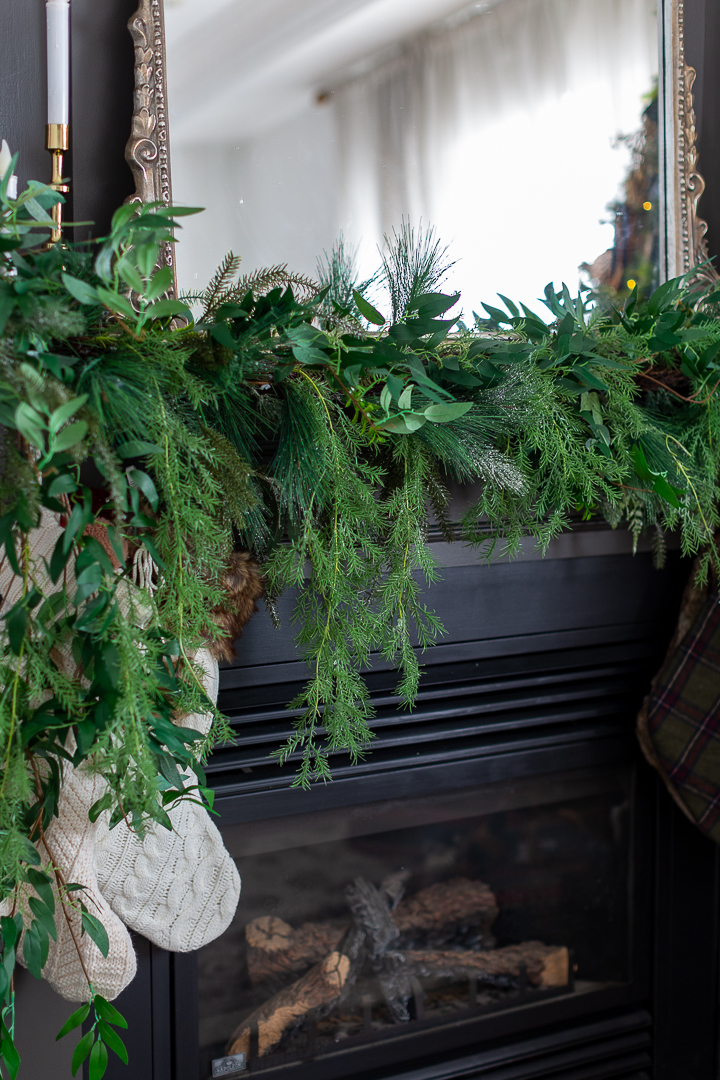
[95,648,241,952]
[1,514,137,1001]
[12,757,138,1002]
[3,513,240,979]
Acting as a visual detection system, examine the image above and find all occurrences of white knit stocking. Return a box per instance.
[95,648,241,952]
[1,516,138,1001]
[22,759,137,1002]
[0,756,137,1002]
[3,515,240,980]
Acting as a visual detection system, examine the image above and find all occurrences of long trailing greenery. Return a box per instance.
[1,158,720,1074]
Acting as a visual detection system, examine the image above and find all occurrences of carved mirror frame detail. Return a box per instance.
[128,0,714,286]
[668,0,715,282]
[126,0,174,271]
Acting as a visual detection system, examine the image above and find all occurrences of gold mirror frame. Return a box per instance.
[660,0,717,283]
[126,0,716,290]
[125,0,174,276]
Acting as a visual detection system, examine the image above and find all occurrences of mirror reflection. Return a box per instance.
[165,0,658,313]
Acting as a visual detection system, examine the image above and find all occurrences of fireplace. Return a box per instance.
[100,542,720,1080]
[198,765,638,1079]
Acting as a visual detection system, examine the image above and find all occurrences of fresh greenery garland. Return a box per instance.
[1,160,720,1075]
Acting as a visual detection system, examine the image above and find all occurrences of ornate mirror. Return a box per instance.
[126,0,716,309]
[659,0,715,282]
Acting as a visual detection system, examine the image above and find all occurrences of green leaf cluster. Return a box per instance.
[58,992,128,1080]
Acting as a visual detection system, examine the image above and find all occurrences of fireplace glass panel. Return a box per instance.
[199,767,632,1078]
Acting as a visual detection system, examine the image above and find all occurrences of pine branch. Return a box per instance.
[380,219,457,321]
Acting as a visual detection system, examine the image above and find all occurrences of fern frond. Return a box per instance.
[225,265,320,305]
[200,251,243,320]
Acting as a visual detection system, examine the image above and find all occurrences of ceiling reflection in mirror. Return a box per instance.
[165,0,658,316]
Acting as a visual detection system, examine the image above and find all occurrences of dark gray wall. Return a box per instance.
[13,967,76,1075]
[70,0,138,240]
[0,0,137,240]
[0,2,48,192]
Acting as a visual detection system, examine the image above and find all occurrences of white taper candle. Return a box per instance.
[0,140,18,200]
[46,0,70,126]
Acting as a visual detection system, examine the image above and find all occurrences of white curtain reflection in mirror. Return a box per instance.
[169,0,657,312]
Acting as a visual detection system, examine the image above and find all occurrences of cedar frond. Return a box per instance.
[199,256,321,318]
[652,524,667,569]
[425,470,456,543]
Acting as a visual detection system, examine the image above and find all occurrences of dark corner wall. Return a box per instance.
[684,0,720,269]
[0,0,138,242]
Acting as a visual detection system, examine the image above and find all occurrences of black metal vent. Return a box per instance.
[210,634,659,801]
[392,1011,651,1080]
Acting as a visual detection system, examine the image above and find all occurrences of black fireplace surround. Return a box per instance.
[99,536,720,1080]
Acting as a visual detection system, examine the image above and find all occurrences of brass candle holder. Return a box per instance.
[45,123,69,244]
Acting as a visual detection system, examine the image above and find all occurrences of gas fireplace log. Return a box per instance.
[230,940,568,1058]
[246,916,347,985]
[246,878,499,985]
[404,942,569,987]
[227,950,351,1058]
[393,878,498,936]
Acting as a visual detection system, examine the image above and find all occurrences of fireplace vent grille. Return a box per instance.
[211,636,657,800]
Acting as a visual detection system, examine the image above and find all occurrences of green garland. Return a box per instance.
[1,162,720,1074]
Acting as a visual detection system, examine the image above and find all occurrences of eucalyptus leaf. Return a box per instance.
[423,402,473,423]
[98,1021,128,1064]
[379,413,427,433]
[127,468,159,511]
[62,274,100,306]
[22,925,43,979]
[145,265,174,301]
[56,1003,91,1041]
[116,261,145,295]
[48,396,88,435]
[81,908,110,958]
[14,402,46,448]
[353,291,385,325]
[96,288,137,320]
[71,1029,95,1077]
[0,1027,20,1080]
[52,421,88,454]
[94,996,128,1029]
[88,1037,109,1080]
